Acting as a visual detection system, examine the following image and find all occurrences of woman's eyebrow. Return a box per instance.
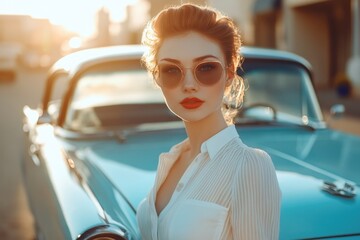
[159,58,180,64]
[194,55,219,62]
[159,55,220,64]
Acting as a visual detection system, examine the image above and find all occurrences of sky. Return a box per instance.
[0,0,136,36]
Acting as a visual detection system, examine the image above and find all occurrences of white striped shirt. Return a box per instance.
[137,125,281,240]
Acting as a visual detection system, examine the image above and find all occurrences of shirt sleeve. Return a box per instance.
[231,148,281,240]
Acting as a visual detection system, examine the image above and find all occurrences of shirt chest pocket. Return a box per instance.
[168,199,229,240]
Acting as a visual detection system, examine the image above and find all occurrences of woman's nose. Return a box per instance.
[182,68,199,92]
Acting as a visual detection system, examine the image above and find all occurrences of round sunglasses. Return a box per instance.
[155,60,226,89]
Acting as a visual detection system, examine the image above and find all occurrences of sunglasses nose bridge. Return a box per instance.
[182,67,199,88]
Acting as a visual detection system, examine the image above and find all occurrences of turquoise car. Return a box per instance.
[22,45,360,240]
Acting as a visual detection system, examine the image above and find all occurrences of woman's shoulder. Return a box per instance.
[229,139,280,194]
[224,137,271,159]
[223,137,274,171]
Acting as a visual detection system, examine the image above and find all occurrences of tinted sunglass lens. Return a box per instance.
[158,64,182,88]
[195,62,223,85]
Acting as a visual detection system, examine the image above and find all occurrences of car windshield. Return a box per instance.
[64,60,177,132]
[63,59,323,132]
[72,70,162,108]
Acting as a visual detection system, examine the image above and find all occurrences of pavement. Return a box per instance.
[0,67,44,240]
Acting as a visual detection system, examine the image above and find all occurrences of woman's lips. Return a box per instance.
[180,97,204,109]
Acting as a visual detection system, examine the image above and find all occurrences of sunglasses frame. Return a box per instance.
[154,60,227,89]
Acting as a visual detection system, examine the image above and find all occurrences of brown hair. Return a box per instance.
[142,3,245,122]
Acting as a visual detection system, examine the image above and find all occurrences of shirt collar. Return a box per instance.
[200,125,239,160]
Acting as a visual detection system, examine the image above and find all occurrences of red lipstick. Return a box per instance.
[180,97,204,109]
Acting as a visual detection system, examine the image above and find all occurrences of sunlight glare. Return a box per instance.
[0,0,137,37]
[68,37,82,49]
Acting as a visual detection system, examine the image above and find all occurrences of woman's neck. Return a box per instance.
[183,111,228,159]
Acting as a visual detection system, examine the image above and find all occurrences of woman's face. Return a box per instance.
[157,31,230,123]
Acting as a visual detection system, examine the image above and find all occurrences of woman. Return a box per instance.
[137,3,281,240]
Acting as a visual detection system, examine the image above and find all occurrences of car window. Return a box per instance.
[302,71,324,122]
[244,66,302,117]
[241,61,322,124]
[47,72,69,123]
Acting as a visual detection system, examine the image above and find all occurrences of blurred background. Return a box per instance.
[1,0,359,88]
[0,0,359,239]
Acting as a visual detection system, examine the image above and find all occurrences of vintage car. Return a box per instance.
[22,45,360,240]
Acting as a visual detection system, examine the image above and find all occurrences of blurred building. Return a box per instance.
[0,14,68,68]
[252,0,355,89]
[0,15,31,43]
[96,7,111,47]
[121,0,151,44]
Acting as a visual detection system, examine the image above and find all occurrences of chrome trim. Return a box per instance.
[54,121,184,141]
[330,104,346,118]
[77,224,129,240]
[322,181,356,199]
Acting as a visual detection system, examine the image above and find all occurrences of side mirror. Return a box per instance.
[23,105,40,135]
[330,104,345,119]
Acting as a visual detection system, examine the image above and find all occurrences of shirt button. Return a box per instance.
[176,182,184,192]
